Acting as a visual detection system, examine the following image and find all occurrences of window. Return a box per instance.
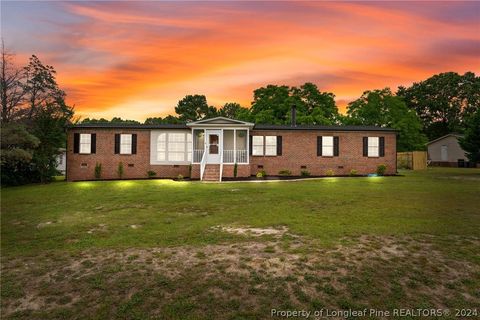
[157,133,166,161]
[252,136,264,156]
[168,133,187,161]
[120,134,132,154]
[155,132,192,163]
[368,137,379,157]
[322,136,334,157]
[80,134,91,154]
[265,136,277,156]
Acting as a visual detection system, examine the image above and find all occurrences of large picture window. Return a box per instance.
[153,131,192,163]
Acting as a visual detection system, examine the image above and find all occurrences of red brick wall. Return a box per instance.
[191,164,250,179]
[222,164,250,178]
[249,130,397,176]
[66,129,190,181]
[67,128,396,181]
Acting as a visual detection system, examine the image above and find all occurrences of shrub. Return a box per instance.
[94,163,102,179]
[188,164,192,178]
[233,163,238,178]
[117,162,124,178]
[349,169,358,176]
[177,174,184,181]
[376,164,387,176]
[278,169,291,176]
[147,170,156,178]
[300,170,311,177]
[326,169,334,176]
[256,170,267,179]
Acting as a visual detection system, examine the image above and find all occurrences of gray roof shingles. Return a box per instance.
[69,123,396,132]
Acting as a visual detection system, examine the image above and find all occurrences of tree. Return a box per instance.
[294,82,338,124]
[144,115,182,124]
[0,123,40,185]
[81,117,109,124]
[219,102,249,119]
[174,95,217,122]
[0,41,26,123]
[398,72,480,140]
[459,109,480,163]
[346,88,428,151]
[249,83,339,125]
[0,48,74,185]
[110,117,140,124]
[30,103,73,182]
[23,55,66,120]
[250,85,291,124]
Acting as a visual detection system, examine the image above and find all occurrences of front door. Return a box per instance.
[206,130,221,163]
[441,145,448,161]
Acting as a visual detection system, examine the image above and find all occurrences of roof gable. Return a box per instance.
[427,133,463,145]
[187,117,254,127]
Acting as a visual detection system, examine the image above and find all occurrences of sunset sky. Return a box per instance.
[2,1,479,121]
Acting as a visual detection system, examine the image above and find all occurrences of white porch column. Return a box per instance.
[233,129,237,163]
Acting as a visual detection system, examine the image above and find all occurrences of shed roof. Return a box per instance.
[427,133,463,145]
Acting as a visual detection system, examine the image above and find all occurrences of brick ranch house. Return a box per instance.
[66,115,397,182]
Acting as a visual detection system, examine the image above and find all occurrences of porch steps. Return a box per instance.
[203,164,221,181]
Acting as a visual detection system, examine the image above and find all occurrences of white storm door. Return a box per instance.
[206,130,221,163]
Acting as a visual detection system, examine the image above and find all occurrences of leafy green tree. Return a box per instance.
[22,55,74,183]
[174,95,217,122]
[144,115,182,124]
[250,85,291,124]
[23,55,66,120]
[250,83,338,125]
[219,102,249,119]
[397,72,480,140]
[0,123,39,185]
[110,117,140,124]
[1,50,73,185]
[30,103,73,182]
[294,83,338,124]
[81,118,109,124]
[459,109,480,163]
[346,88,427,151]
[81,117,140,124]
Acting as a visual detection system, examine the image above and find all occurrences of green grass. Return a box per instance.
[2,168,480,256]
[1,168,480,319]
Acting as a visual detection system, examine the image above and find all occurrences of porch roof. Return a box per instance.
[187,117,254,128]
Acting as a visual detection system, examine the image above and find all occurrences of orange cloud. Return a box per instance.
[4,1,478,120]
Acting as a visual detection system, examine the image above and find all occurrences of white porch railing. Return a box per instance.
[223,150,247,163]
[193,149,204,163]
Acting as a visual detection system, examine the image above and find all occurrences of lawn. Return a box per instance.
[1,168,480,319]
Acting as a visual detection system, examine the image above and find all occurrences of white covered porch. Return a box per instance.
[187,117,254,181]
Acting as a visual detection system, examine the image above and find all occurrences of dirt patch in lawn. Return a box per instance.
[211,225,290,237]
[2,235,479,319]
